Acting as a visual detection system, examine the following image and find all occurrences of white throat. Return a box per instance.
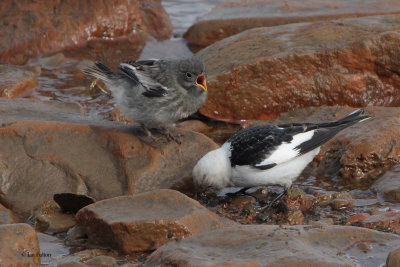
[192,143,232,190]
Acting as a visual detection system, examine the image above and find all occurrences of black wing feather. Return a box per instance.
[228,109,371,169]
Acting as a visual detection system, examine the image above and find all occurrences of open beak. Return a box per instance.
[195,74,207,92]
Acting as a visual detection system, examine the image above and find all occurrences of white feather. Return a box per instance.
[256,130,315,167]
[232,147,320,188]
[192,143,232,190]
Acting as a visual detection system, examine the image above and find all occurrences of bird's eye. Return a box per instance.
[186,72,193,78]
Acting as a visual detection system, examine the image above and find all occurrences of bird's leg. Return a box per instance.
[266,185,290,209]
[226,187,251,197]
[256,185,291,222]
[160,127,182,145]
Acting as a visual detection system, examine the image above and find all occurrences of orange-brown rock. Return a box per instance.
[147,225,400,266]
[0,99,218,218]
[197,15,400,120]
[0,223,40,267]
[185,0,400,47]
[75,189,234,253]
[0,0,172,64]
[0,64,38,98]
[34,200,76,234]
[387,247,400,267]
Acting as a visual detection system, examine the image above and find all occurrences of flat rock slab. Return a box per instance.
[0,223,40,266]
[146,225,400,267]
[0,0,172,64]
[0,99,218,217]
[75,189,234,253]
[197,15,400,120]
[185,0,400,47]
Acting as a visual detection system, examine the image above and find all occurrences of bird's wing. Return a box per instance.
[228,125,304,170]
[118,60,169,97]
[228,109,371,170]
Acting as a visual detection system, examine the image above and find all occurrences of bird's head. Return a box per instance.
[192,145,231,191]
[174,58,207,95]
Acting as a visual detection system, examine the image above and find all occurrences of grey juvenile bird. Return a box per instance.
[83,58,208,142]
[193,109,371,208]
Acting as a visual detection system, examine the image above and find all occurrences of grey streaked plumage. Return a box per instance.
[83,58,208,130]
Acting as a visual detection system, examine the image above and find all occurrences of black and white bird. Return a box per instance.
[193,109,371,204]
[83,58,207,142]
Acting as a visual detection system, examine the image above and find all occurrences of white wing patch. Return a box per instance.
[119,63,168,92]
[255,130,315,167]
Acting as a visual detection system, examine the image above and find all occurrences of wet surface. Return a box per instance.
[4,0,398,266]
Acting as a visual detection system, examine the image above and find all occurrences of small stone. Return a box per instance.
[250,187,269,202]
[34,200,75,234]
[387,247,400,267]
[332,192,353,201]
[286,210,304,225]
[284,188,315,211]
[231,196,257,207]
[85,255,117,267]
[316,193,333,207]
[346,213,371,225]
[329,199,354,211]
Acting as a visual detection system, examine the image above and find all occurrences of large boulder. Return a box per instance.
[197,15,400,120]
[0,0,172,64]
[147,225,400,267]
[185,0,400,47]
[0,99,218,218]
[74,189,235,253]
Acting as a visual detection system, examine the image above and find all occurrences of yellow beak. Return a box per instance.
[195,74,207,92]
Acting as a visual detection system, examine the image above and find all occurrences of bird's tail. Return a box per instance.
[292,109,372,154]
[82,62,114,83]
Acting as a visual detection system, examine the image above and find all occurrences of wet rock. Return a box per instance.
[0,64,38,98]
[54,193,96,214]
[147,225,400,267]
[85,255,117,267]
[316,193,334,207]
[371,165,400,201]
[387,247,400,267]
[185,0,400,47]
[359,212,400,234]
[56,262,89,267]
[286,210,305,225]
[197,15,400,120]
[0,99,218,217]
[48,249,117,267]
[0,223,40,266]
[0,0,172,64]
[230,195,257,207]
[347,213,371,225]
[0,203,14,224]
[249,187,269,202]
[74,189,234,253]
[284,188,315,212]
[330,192,354,210]
[33,200,75,234]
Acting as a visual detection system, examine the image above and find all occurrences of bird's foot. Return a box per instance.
[160,127,183,144]
[255,187,289,222]
[140,125,157,143]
